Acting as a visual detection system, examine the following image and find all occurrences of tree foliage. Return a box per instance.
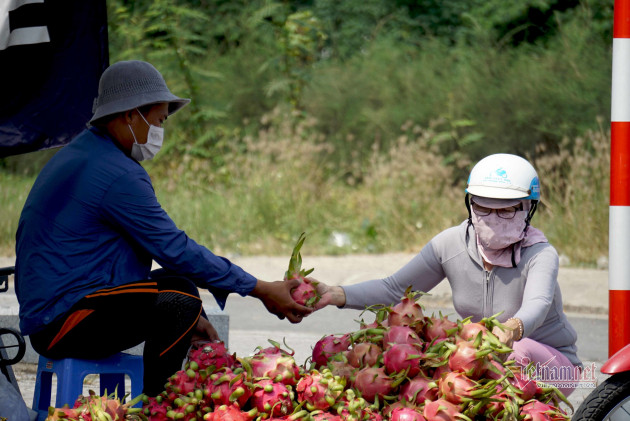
[0,0,615,263]
[101,0,613,173]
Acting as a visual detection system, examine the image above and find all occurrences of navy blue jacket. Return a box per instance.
[15,128,256,335]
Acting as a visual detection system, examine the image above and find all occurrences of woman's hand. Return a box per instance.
[491,318,522,349]
[250,279,312,323]
[313,280,346,310]
[191,316,219,347]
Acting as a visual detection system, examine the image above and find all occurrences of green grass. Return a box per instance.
[0,172,35,256]
[0,122,610,267]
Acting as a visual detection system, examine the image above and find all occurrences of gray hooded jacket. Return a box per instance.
[342,221,581,366]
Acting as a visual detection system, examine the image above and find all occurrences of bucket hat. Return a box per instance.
[89,60,190,125]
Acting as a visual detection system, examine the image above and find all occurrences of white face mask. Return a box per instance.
[128,109,164,161]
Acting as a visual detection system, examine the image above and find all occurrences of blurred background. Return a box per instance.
[0,0,613,266]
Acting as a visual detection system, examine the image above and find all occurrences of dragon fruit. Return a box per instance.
[257,339,298,356]
[203,404,257,421]
[142,396,170,420]
[312,334,351,367]
[338,406,385,421]
[383,326,423,349]
[437,371,481,405]
[188,341,236,371]
[347,342,382,368]
[361,407,386,421]
[71,392,98,410]
[446,340,492,380]
[388,287,425,331]
[46,407,80,421]
[167,398,200,421]
[519,401,569,420]
[480,389,517,419]
[165,367,202,397]
[458,322,488,342]
[296,368,346,411]
[205,367,252,408]
[382,343,423,376]
[250,379,294,417]
[72,391,113,411]
[350,325,388,345]
[285,232,320,307]
[333,388,383,421]
[53,391,144,421]
[102,395,138,420]
[389,407,427,421]
[353,366,394,403]
[382,401,412,417]
[291,277,320,307]
[423,314,458,343]
[430,362,451,381]
[508,372,542,402]
[361,319,389,330]
[399,373,438,405]
[48,284,575,421]
[327,357,357,384]
[422,399,464,421]
[245,346,301,385]
[485,359,508,381]
[310,411,344,421]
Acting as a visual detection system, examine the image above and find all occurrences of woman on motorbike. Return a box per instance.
[315,153,582,397]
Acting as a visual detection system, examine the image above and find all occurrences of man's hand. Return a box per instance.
[313,281,346,310]
[191,316,219,347]
[250,279,312,323]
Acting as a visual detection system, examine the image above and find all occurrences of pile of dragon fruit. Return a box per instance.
[45,234,572,420]
[47,289,572,421]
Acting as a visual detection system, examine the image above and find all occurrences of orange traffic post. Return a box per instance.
[610,0,630,357]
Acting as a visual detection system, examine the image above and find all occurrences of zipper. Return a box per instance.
[483,270,491,318]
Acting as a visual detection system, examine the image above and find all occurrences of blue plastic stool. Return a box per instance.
[32,352,144,420]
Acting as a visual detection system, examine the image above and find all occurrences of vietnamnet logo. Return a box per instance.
[519,356,597,389]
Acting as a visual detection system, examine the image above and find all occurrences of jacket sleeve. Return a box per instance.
[512,245,559,337]
[342,238,446,310]
[99,169,257,308]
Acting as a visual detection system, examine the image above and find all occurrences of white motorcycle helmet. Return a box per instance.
[464,153,541,267]
[466,153,540,200]
[465,153,540,232]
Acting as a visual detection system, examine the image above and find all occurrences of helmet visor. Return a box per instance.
[470,195,522,209]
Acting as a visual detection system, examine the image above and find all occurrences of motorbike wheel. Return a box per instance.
[573,372,630,420]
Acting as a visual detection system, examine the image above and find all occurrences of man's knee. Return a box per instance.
[153,272,201,298]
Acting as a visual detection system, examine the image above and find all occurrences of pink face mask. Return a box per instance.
[469,199,548,267]
[471,210,529,250]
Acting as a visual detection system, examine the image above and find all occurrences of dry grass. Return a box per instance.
[150,110,609,264]
[0,114,611,265]
[534,124,610,265]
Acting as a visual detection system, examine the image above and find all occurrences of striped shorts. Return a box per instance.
[29,269,205,396]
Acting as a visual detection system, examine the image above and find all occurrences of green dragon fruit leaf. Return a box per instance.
[285,232,314,280]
